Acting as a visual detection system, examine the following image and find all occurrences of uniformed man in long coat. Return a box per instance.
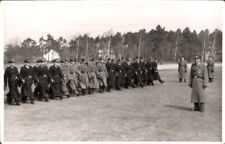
[68,59,80,96]
[87,58,99,94]
[96,58,108,92]
[152,58,165,84]
[189,56,207,112]
[114,59,123,90]
[34,59,50,102]
[106,58,115,92]
[77,58,89,95]
[140,57,148,86]
[59,59,70,97]
[146,57,154,86]
[132,57,144,88]
[20,59,35,104]
[124,58,135,88]
[49,59,64,100]
[178,57,187,82]
[207,56,215,82]
[4,59,21,105]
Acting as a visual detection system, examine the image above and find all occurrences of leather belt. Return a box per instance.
[193,76,203,79]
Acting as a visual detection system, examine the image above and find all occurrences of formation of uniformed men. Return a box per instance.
[4,56,165,106]
[4,55,216,113]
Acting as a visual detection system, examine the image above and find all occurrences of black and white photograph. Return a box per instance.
[1,0,224,142]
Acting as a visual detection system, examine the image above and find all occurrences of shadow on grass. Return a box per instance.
[164,104,193,112]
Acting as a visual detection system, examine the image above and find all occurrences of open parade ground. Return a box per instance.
[4,64,222,141]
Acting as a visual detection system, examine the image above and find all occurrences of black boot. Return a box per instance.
[194,103,200,111]
[160,80,165,84]
[179,78,182,82]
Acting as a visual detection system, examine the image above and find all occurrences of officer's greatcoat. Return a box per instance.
[20,65,34,98]
[189,62,207,103]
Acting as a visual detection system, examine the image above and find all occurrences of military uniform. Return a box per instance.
[49,61,64,99]
[59,60,70,97]
[146,59,154,86]
[178,59,187,82]
[132,60,144,87]
[114,60,123,90]
[87,60,99,93]
[20,60,35,104]
[34,61,50,102]
[152,59,165,84]
[106,59,115,91]
[78,61,89,95]
[207,58,215,82]
[124,60,135,88]
[140,60,148,86]
[4,60,21,105]
[96,60,108,92]
[189,57,207,112]
[68,61,80,96]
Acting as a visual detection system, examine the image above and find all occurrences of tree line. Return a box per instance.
[4,25,222,63]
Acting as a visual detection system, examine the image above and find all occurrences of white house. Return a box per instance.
[43,49,60,61]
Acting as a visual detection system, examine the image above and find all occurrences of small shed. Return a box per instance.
[43,49,60,61]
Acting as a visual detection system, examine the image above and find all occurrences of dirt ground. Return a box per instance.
[4,66,222,141]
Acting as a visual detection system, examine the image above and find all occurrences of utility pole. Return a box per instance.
[76,38,80,60]
[108,36,111,57]
[201,32,206,62]
[138,33,142,58]
[85,37,89,57]
[173,37,179,62]
[212,32,216,60]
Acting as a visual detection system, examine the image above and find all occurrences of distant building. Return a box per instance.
[98,49,115,59]
[43,49,60,61]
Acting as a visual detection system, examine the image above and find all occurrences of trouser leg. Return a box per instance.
[199,103,205,112]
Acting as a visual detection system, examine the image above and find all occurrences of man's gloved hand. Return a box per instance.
[203,85,207,89]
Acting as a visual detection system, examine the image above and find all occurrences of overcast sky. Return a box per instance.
[2,1,224,44]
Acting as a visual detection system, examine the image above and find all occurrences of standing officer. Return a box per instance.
[207,56,215,82]
[20,59,35,104]
[189,56,207,112]
[178,57,188,82]
[34,59,49,102]
[4,58,21,105]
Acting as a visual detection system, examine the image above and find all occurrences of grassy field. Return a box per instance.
[4,66,222,141]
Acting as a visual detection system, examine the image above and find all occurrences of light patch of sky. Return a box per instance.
[2,1,223,44]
